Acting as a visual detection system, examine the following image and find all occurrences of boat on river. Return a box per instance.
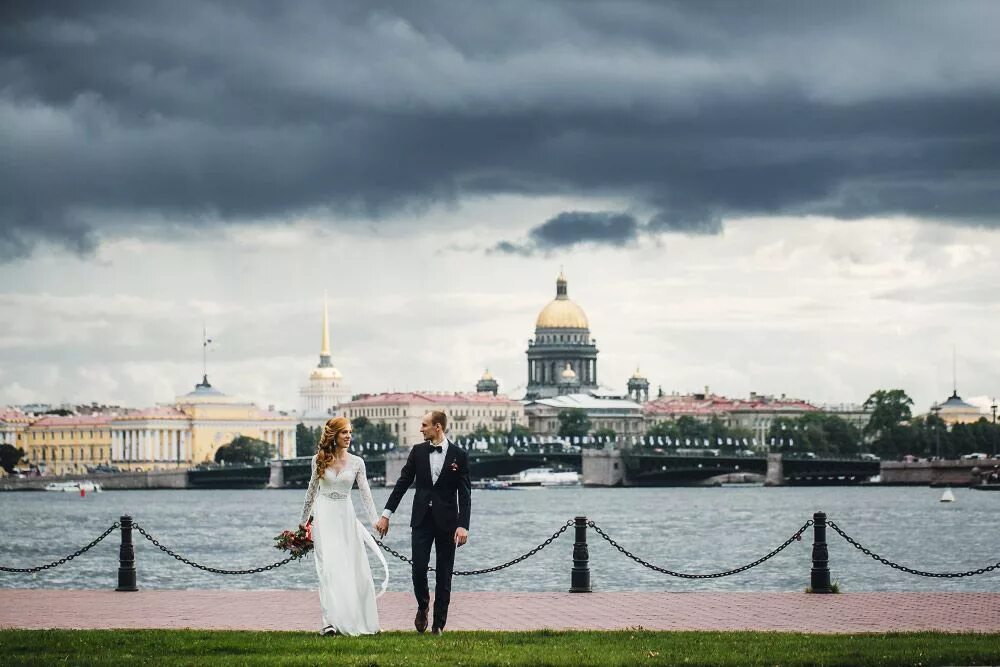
[497,467,581,487]
[44,480,103,493]
[971,483,1000,492]
[471,479,516,490]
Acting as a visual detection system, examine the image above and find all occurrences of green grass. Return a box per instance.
[2,630,1000,666]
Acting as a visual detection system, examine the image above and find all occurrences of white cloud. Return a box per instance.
[3,203,1000,414]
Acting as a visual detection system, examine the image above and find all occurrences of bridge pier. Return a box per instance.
[267,459,285,489]
[581,449,623,487]
[765,453,784,486]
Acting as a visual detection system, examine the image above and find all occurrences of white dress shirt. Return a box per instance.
[381,438,449,519]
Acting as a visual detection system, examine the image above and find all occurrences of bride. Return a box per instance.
[300,416,388,635]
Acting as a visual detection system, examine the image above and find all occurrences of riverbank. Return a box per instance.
[3,590,999,633]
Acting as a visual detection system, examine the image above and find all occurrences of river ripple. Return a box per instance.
[1,486,997,592]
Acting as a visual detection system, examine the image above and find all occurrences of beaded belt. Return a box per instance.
[320,490,349,501]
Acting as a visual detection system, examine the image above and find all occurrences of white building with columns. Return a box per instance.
[109,377,297,470]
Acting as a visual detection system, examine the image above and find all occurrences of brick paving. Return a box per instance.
[1,590,999,633]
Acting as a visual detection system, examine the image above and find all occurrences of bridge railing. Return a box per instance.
[5,512,998,592]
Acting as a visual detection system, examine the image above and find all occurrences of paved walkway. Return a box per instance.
[2,590,999,633]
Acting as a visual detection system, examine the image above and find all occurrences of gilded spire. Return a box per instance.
[321,293,331,357]
[317,293,333,368]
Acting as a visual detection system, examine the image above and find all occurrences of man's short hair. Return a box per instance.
[429,410,448,431]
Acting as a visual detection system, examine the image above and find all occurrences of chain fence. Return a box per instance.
[132,523,303,575]
[376,518,575,575]
[587,519,814,579]
[0,522,120,574]
[826,519,1000,578]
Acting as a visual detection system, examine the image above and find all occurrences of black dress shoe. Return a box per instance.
[414,608,428,633]
[431,626,444,635]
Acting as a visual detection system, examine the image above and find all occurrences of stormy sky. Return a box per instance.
[2,1,999,415]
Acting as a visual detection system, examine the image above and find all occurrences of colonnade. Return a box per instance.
[112,428,190,464]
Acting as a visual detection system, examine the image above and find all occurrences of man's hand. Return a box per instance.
[375,516,389,538]
[454,527,468,547]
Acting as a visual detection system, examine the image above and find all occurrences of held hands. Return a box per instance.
[454,527,468,547]
[375,516,389,538]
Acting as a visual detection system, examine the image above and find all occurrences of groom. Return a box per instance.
[375,410,471,635]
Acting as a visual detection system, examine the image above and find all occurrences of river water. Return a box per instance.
[1,486,997,593]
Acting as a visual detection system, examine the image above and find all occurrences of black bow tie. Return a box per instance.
[429,443,444,453]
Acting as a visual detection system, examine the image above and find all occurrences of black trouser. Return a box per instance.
[411,509,456,629]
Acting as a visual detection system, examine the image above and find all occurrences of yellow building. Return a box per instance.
[25,414,114,476]
[0,408,34,459]
[926,390,986,427]
[110,377,297,470]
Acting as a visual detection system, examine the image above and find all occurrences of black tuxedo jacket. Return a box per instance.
[384,440,472,532]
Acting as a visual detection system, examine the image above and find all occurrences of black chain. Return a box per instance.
[375,519,575,576]
[827,520,1000,578]
[1,522,120,573]
[133,523,304,575]
[588,519,814,579]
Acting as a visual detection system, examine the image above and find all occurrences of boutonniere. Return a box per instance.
[449,462,459,472]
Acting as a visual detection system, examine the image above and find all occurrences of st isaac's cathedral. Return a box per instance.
[523,271,601,399]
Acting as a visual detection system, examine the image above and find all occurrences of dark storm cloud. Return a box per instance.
[3,0,1000,260]
[492,211,639,254]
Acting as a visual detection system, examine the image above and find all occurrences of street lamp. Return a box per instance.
[930,403,942,459]
[991,398,998,457]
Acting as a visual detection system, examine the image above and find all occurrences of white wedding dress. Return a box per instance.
[300,453,388,635]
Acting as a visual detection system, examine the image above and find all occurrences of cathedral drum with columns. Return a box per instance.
[524,272,599,400]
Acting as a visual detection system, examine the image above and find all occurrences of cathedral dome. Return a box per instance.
[535,271,589,330]
[560,364,578,380]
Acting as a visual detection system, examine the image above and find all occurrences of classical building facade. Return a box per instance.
[523,392,645,439]
[341,392,525,447]
[24,414,113,475]
[923,389,987,427]
[299,297,351,429]
[0,407,32,453]
[643,391,827,446]
[524,272,599,399]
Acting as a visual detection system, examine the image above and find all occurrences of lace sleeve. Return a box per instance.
[355,457,379,529]
[300,456,319,525]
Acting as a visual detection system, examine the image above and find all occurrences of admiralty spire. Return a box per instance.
[299,295,351,428]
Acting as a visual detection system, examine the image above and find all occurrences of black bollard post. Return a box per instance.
[809,511,832,593]
[569,515,592,593]
[116,514,138,592]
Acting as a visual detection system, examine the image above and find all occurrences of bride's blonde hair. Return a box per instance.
[316,416,350,478]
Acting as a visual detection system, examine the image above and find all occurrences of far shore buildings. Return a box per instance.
[919,389,990,427]
[299,297,351,429]
[9,376,296,476]
[341,391,525,447]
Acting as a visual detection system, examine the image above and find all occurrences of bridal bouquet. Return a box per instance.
[274,523,313,558]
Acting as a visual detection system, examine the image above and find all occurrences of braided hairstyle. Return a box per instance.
[316,416,350,478]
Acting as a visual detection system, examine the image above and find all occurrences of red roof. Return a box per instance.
[344,392,522,408]
[28,414,113,428]
[114,406,189,421]
[644,393,819,417]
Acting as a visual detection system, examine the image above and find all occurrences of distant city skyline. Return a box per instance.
[2,3,999,415]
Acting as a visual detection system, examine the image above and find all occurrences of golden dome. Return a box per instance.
[535,272,589,329]
[631,367,646,379]
[560,363,578,380]
[481,369,494,381]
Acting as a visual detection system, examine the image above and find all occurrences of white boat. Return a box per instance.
[940,487,955,503]
[44,480,103,493]
[497,467,581,487]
